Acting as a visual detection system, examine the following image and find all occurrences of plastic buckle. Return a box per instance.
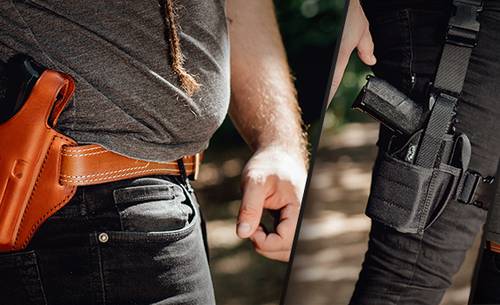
[458,170,494,205]
[447,0,482,47]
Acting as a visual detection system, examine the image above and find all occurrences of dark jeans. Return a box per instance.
[473,248,500,304]
[350,1,500,304]
[0,176,215,305]
[473,176,500,304]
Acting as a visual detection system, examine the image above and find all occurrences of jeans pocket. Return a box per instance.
[0,250,47,305]
[95,179,214,305]
[110,177,198,243]
[97,223,214,305]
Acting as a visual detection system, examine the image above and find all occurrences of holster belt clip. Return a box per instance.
[448,0,483,47]
[457,170,495,209]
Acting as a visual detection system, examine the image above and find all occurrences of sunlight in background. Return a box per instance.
[299,211,370,241]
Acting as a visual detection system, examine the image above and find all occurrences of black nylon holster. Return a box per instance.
[354,0,496,234]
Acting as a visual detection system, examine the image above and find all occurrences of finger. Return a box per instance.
[251,227,291,262]
[357,27,376,66]
[250,230,291,262]
[275,203,301,244]
[249,204,300,252]
[237,178,269,238]
[255,248,291,262]
[250,229,286,252]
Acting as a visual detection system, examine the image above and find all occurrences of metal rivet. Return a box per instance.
[98,232,109,243]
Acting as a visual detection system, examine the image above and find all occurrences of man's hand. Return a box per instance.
[227,0,308,262]
[237,147,307,262]
[329,0,376,101]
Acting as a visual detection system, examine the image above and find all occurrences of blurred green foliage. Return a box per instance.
[275,0,345,52]
[212,0,349,149]
[275,0,375,132]
[275,0,346,131]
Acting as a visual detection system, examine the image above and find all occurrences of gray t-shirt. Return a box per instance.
[0,0,230,162]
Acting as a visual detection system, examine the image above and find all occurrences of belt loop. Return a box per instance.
[176,158,188,182]
[193,153,201,181]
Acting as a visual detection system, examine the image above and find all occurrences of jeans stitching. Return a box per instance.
[33,253,49,305]
[114,189,181,204]
[15,252,48,305]
[406,9,415,94]
[396,12,424,303]
[395,236,424,305]
[96,234,107,305]
[112,183,184,231]
[113,200,125,231]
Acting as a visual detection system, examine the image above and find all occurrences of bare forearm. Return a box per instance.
[227,0,307,163]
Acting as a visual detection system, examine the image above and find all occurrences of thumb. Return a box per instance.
[237,178,268,238]
[357,27,376,66]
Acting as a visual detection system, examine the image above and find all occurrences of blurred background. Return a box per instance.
[283,50,483,305]
[189,1,346,305]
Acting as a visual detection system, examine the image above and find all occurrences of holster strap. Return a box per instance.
[434,0,483,94]
[60,145,203,186]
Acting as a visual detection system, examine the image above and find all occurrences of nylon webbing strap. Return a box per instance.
[434,45,472,93]
[441,0,497,210]
[434,0,482,94]
[415,95,457,168]
[416,0,482,169]
[421,0,495,209]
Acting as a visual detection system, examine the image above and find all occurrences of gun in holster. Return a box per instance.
[354,76,445,164]
[353,75,495,234]
[0,55,78,252]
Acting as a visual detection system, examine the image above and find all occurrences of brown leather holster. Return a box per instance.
[0,70,77,252]
[0,69,203,253]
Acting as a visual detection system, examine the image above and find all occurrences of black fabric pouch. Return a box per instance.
[366,135,462,234]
